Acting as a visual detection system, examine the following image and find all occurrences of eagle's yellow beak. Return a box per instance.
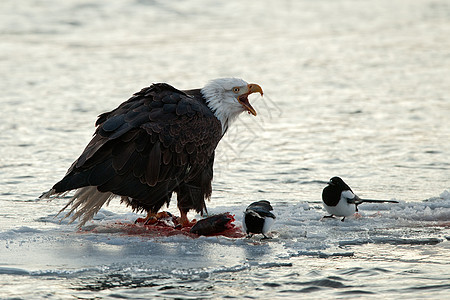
[238,83,263,116]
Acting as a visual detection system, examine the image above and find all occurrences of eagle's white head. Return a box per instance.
[201,78,263,134]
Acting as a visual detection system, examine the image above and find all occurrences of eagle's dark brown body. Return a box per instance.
[48,83,222,224]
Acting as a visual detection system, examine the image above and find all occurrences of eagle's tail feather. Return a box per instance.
[57,186,115,227]
[39,189,67,199]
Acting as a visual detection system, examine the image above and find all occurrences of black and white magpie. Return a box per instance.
[243,200,276,239]
[322,176,398,221]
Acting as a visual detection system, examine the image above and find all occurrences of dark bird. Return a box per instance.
[40,78,263,227]
[322,176,399,221]
[189,213,234,236]
[243,200,276,239]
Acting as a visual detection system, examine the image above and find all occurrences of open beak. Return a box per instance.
[238,83,263,116]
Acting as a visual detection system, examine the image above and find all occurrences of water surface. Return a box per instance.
[1,0,449,298]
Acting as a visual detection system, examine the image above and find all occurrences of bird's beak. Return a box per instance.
[238,83,263,116]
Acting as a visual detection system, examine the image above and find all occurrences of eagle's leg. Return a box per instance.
[175,181,207,227]
[135,211,157,225]
[178,210,196,227]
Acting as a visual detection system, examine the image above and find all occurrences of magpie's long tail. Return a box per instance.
[361,199,399,203]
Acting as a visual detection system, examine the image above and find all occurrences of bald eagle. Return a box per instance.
[40,78,263,227]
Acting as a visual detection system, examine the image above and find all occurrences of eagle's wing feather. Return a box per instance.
[50,83,222,215]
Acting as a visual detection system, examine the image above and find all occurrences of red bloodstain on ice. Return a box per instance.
[82,212,246,238]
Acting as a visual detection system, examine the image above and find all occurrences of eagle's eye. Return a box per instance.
[232,87,240,93]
